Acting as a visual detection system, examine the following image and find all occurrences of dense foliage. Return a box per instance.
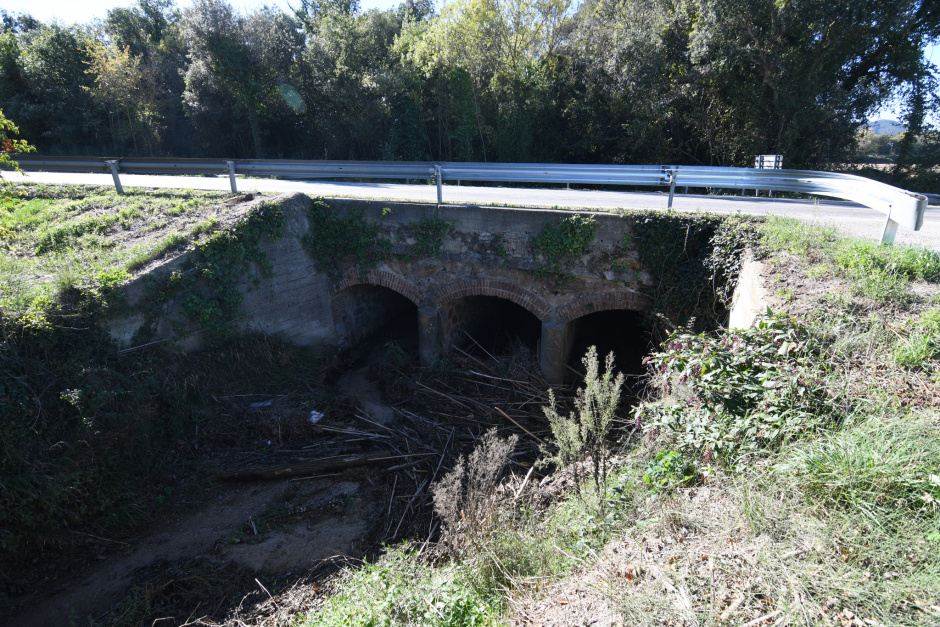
[0,0,937,187]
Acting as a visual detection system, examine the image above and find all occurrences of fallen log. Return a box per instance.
[221,450,396,480]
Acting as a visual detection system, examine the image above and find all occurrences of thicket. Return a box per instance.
[629,212,759,337]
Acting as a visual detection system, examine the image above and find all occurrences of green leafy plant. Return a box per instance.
[637,315,846,466]
[381,340,409,369]
[529,214,596,287]
[643,449,697,492]
[409,215,453,257]
[302,200,391,280]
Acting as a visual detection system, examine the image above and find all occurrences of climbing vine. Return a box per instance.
[148,200,286,339]
[628,211,759,338]
[408,215,453,258]
[302,199,392,280]
[529,214,597,287]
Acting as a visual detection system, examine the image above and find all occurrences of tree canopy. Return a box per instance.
[0,0,936,186]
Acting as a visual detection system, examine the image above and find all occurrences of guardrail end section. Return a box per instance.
[881,215,899,245]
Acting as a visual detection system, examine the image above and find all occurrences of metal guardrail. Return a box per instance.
[925,192,940,206]
[10,155,928,244]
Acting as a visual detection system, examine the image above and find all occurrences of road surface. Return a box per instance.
[4,170,937,249]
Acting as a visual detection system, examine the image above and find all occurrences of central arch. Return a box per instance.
[430,279,553,321]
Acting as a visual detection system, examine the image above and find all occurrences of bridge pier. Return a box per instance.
[417,306,442,366]
[539,319,575,385]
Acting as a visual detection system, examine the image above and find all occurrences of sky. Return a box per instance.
[1,0,936,122]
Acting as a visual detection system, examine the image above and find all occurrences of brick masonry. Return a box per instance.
[112,193,653,381]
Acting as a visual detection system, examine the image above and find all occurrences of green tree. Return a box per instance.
[182,0,303,158]
[0,108,35,204]
[85,41,164,154]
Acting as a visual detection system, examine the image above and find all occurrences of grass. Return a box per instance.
[0,184,231,313]
[759,216,940,302]
[303,548,503,626]
[774,415,940,522]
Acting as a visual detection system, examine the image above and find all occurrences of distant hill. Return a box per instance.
[868,119,906,135]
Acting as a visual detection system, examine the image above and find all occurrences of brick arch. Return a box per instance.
[430,279,554,321]
[331,268,424,305]
[556,290,650,324]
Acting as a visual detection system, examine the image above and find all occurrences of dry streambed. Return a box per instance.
[8,333,564,626]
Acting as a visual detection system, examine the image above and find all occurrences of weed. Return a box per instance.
[433,428,518,557]
[893,333,939,370]
[543,346,623,512]
[642,450,696,492]
[638,314,847,466]
[300,547,502,626]
[381,340,409,369]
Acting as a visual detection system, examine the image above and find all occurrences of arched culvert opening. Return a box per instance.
[332,284,419,362]
[566,309,652,396]
[442,296,542,357]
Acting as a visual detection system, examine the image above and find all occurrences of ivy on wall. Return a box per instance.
[302,200,392,280]
[529,214,597,287]
[408,215,453,258]
[147,200,286,340]
[628,211,759,338]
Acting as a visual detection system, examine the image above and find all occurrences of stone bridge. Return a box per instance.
[113,192,653,383]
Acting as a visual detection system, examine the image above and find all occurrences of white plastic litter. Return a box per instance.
[309,411,324,424]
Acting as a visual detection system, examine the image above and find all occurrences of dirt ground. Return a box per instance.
[3,307,564,626]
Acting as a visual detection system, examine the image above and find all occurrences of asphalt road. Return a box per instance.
[4,170,938,250]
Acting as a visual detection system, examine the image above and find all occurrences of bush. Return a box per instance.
[543,346,623,510]
[637,315,846,466]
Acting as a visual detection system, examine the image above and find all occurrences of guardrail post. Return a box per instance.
[881,212,899,245]
[435,165,442,204]
[226,161,237,193]
[105,160,123,194]
[667,168,678,208]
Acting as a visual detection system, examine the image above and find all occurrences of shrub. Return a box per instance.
[543,346,623,509]
[432,428,518,556]
[637,315,846,466]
